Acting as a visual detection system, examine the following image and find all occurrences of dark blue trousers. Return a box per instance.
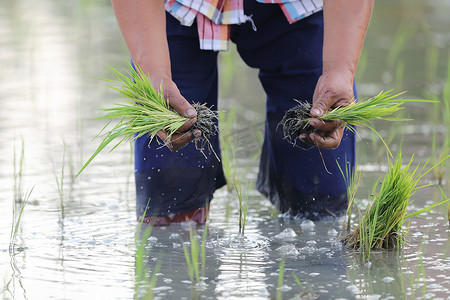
[135,1,356,220]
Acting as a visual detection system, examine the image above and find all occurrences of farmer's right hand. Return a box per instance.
[150,74,201,151]
[112,0,201,151]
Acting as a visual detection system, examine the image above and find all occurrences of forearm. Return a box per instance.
[322,0,374,79]
[111,0,198,150]
[111,0,171,78]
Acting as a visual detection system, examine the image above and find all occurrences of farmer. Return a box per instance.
[111,0,374,225]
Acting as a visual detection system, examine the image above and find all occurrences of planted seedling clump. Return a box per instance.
[280,91,435,147]
[76,63,218,177]
[342,151,449,259]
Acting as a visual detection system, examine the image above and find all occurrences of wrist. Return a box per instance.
[321,65,355,84]
[133,60,171,79]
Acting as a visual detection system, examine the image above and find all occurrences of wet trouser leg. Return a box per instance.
[134,14,226,218]
[231,2,356,219]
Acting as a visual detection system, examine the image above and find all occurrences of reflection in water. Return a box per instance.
[1,0,450,299]
[214,234,271,299]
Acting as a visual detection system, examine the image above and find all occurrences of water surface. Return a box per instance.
[1,0,450,299]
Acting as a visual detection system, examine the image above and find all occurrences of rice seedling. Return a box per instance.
[430,131,449,185]
[386,19,417,67]
[182,222,209,299]
[424,43,439,89]
[371,120,402,164]
[279,90,435,152]
[219,107,237,191]
[436,187,450,225]
[448,201,450,225]
[135,204,160,300]
[292,274,317,299]
[13,137,25,203]
[53,150,66,220]
[63,140,76,181]
[10,188,33,255]
[233,181,250,236]
[135,225,161,300]
[394,60,405,92]
[439,56,450,174]
[219,47,237,95]
[200,224,208,280]
[75,62,218,178]
[276,257,284,300]
[342,151,450,259]
[337,160,364,233]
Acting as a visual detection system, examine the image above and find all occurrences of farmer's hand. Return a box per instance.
[151,75,201,151]
[299,69,354,149]
[111,0,200,151]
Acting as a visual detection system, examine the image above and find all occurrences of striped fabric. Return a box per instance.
[165,0,323,51]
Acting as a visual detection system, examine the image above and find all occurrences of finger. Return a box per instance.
[299,133,315,146]
[157,129,201,151]
[308,128,344,149]
[310,93,331,118]
[176,117,197,133]
[165,89,197,119]
[308,118,344,132]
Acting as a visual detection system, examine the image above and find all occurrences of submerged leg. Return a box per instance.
[231,4,356,219]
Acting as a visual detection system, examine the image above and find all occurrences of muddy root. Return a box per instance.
[191,103,219,159]
[279,101,315,146]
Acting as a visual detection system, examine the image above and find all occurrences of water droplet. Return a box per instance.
[382,276,395,283]
[178,188,182,191]
[162,193,165,196]
[169,233,180,240]
[161,154,164,157]
[275,228,297,240]
[174,197,177,200]
[306,240,316,246]
[143,157,146,160]
[327,229,338,237]
[148,176,151,180]
[140,186,143,189]
[301,220,316,231]
[157,169,160,172]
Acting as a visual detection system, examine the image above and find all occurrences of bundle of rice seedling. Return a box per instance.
[280,91,434,147]
[342,151,449,258]
[76,63,218,177]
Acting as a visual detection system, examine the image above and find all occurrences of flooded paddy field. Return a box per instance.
[1,0,450,299]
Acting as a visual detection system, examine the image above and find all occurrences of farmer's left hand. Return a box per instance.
[299,69,354,149]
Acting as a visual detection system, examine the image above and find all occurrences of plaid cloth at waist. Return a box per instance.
[165,0,323,51]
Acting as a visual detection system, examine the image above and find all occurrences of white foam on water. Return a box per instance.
[274,228,297,240]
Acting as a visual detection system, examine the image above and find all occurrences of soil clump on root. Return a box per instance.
[279,101,314,146]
